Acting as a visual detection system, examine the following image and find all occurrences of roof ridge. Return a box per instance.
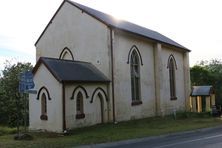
[35,0,190,51]
[40,57,92,64]
[68,1,159,37]
[66,0,189,51]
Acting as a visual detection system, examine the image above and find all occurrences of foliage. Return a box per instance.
[190,59,222,105]
[190,65,213,86]
[0,61,33,127]
[175,111,211,119]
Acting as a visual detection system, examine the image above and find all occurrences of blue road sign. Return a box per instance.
[19,71,35,93]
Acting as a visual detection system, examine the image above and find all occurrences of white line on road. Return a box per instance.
[155,134,222,148]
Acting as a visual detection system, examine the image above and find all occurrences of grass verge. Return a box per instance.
[1,113,222,148]
[0,126,16,136]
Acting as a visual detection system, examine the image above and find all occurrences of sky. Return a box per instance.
[1,0,222,71]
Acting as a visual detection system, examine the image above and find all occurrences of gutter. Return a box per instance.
[110,28,116,122]
[62,82,66,131]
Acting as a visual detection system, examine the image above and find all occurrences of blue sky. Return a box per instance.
[1,0,222,71]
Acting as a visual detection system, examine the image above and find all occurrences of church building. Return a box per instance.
[29,0,191,132]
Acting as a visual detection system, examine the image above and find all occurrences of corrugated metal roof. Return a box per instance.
[33,57,110,83]
[191,86,214,96]
[67,0,189,51]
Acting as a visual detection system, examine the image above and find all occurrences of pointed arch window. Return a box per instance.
[59,47,74,60]
[130,50,142,105]
[40,93,48,120]
[168,57,177,100]
[76,92,85,119]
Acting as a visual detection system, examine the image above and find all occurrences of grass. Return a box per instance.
[0,126,17,136]
[1,113,222,148]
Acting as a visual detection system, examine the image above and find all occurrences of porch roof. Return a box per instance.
[190,86,214,96]
[33,57,110,83]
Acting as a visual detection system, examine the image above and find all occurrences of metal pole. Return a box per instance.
[16,93,20,137]
[24,93,27,132]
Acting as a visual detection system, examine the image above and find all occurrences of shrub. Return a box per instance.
[173,111,211,120]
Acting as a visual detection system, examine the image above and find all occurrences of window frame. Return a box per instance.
[75,92,85,119]
[168,56,177,100]
[59,47,74,60]
[40,93,48,120]
[130,50,142,106]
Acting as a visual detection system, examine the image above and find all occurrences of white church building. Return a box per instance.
[29,0,191,132]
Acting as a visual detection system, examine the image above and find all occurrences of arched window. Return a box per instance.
[169,57,177,100]
[76,92,85,119]
[59,47,74,60]
[90,87,108,103]
[130,50,141,104]
[40,93,48,120]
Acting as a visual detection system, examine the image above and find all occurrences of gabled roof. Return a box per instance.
[35,0,190,52]
[190,86,214,96]
[33,57,110,83]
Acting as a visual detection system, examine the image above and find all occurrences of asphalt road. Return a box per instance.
[80,126,222,148]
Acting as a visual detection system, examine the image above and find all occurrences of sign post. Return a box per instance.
[18,71,35,134]
[19,71,35,93]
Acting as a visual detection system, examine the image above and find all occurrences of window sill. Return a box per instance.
[131,100,142,106]
[170,97,177,100]
[76,113,85,119]
[40,114,48,120]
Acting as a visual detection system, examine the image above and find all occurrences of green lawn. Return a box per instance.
[1,114,222,148]
[0,126,17,136]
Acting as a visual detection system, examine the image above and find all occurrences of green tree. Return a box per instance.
[0,61,33,127]
[206,60,222,104]
[190,59,222,105]
[190,65,213,86]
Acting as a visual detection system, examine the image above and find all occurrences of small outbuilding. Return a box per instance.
[190,86,215,112]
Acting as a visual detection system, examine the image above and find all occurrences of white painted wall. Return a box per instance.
[36,1,111,78]
[160,47,186,114]
[65,84,109,129]
[29,64,63,132]
[112,30,188,121]
[113,30,156,121]
[60,51,73,60]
